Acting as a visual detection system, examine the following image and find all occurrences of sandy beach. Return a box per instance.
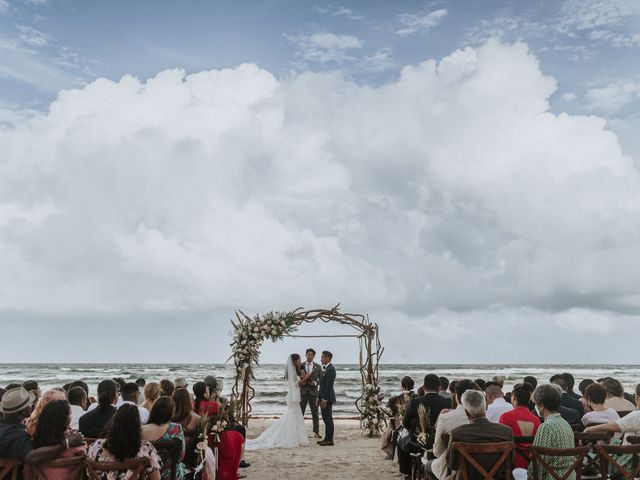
[242,418,400,480]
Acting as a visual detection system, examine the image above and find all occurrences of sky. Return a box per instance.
[1,0,640,364]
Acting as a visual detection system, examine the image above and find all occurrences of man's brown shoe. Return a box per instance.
[318,440,334,446]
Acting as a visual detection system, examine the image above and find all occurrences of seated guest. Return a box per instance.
[142,397,186,480]
[528,384,575,480]
[440,377,451,399]
[26,389,66,435]
[67,387,87,430]
[216,416,245,480]
[401,374,451,478]
[560,373,581,401]
[79,379,118,438]
[523,377,538,389]
[499,383,540,469]
[582,383,620,426]
[26,400,87,480]
[193,382,220,417]
[0,387,84,473]
[172,389,201,467]
[449,381,459,410]
[120,382,149,424]
[485,385,513,423]
[474,379,487,392]
[491,376,505,388]
[383,376,416,460]
[426,379,477,480]
[578,379,595,414]
[174,378,189,390]
[160,379,175,398]
[135,379,146,404]
[143,382,161,412]
[602,378,636,411]
[550,377,582,421]
[585,386,640,437]
[22,381,41,410]
[88,404,161,480]
[447,390,513,480]
[204,376,228,406]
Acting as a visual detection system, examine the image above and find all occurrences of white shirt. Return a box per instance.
[582,408,620,426]
[69,405,86,430]
[486,397,513,423]
[616,410,640,435]
[119,400,150,424]
[430,405,470,480]
[305,362,314,374]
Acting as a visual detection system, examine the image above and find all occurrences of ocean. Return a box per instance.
[1,364,639,417]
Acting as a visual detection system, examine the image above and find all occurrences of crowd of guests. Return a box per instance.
[383,372,640,480]
[0,375,248,480]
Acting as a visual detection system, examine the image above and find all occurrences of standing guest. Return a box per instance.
[142,397,186,480]
[120,382,149,424]
[67,387,87,430]
[26,400,87,480]
[602,378,636,411]
[299,348,323,439]
[160,379,175,398]
[26,389,66,435]
[193,382,220,417]
[143,382,161,412]
[0,387,85,473]
[528,384,575,480]
[87,404,161,480]
[79,380,118,438]
[499,383,540,469]
[22,381,41,410]
[447,390,513,480]
[426,379,477,480]
[485,385,513,423]
[582,383,620,426]
[439,377,451,399]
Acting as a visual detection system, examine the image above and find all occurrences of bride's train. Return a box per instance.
[245,355,310,450]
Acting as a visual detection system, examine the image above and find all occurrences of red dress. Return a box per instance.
[194,399,220,417]
[499,406,541,469]
[216,430,244,480]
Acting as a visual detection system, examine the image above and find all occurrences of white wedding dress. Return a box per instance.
[245,356,309,450]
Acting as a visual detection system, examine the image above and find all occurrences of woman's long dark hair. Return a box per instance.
[32,400,70,448]
[148,396,174,426]
[97,380,118,411]
[192,382,207,415]
[172,389,192,426]
[104,404,141,461]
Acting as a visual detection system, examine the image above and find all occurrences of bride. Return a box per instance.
[245,353,310,450]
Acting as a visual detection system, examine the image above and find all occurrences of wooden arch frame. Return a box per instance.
[229,305,385,436]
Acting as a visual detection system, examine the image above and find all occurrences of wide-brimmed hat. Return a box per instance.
[0,387,36,414]
[174,377,188,388]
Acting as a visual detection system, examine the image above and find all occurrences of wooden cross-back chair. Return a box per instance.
[625,436,640,445]
[33,455,86,480]
[594,443,640,480]
[451,441,515,480]
[152,439,182,480]
[0,459,20,480]
[513,436,535,466]
[527,445,589,480]
[574,431,613,478]
[86,458,150,480]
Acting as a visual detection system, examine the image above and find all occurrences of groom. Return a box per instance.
[318,350,336,446]
[299,348,323,438]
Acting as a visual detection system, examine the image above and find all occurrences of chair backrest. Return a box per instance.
[451,441,515,480]
[594,443,640,480]
[528,445,589,480]
[513,436,535,465]
[33,455,86,480]
[151,439,182,480]
[626,436,640,445]
[0,459,20,480]
[574,431,613,447]
[616,411,632,418]
[86,458,150,480]
[570,424,584,433]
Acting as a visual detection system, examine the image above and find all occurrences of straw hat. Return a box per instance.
[0,387,36,414]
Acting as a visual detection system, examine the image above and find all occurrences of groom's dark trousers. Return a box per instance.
[318,363,336,442]
[321,402,334,441]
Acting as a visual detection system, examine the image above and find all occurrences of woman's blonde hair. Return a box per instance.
[26,389,66,435]
[142,382,161,411]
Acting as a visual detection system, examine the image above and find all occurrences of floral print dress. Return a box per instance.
[87,439,162,480]
[158,422,186,480]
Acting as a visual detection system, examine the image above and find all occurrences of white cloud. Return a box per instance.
[359,47,394,72]
[16,25,50,47]
[561,92,577,102]
[313,4,363,21]
[288,32,363,64]
[2,40,640,362]
[0,0,9,14]
[586,80,640,112]
[396,9,447,36]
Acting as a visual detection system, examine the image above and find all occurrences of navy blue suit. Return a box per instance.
[318,363,336,441]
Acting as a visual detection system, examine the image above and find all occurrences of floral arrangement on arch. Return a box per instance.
[231,311,298,379]
[361,383,387,437]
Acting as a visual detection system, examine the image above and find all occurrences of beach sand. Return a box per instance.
[242,418,401,480]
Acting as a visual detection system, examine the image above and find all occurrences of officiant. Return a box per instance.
[299,348,323,438]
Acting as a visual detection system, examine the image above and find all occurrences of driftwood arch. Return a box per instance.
[229,305,386,436]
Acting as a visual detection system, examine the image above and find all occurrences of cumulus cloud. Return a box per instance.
[1,40,640,362]
[287,32,363,64]
[396,9,447,36]
[313,4,363,21]
[586,80,640,112]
